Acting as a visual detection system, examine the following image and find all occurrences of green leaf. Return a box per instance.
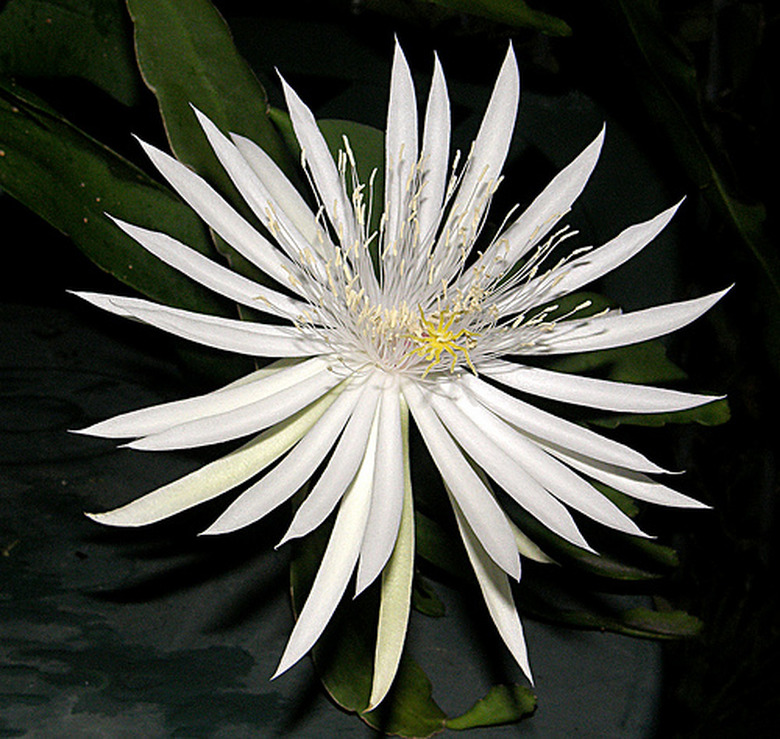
[126,0,294,183]
[521,581,702,640]
[418,0,571,36]
[0,0,141,106]
[446,684,536,730]
[412,577,446,618]
[0,80,229,314]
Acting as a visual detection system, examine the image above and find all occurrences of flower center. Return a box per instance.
[406,307,478,377]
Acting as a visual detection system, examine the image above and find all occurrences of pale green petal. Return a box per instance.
[85,385,341,527]
[368,395,414,710]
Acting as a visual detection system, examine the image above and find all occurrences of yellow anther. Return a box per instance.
[406,306,479,377]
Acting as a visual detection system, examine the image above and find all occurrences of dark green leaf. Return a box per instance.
[126,0,294,183]
[412,577,446,618]
[0,0,140,106]
[419,0,571,36]
[446,684,536,730]
[0,80,229,315]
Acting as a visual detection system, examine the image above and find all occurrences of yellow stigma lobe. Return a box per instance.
[407,307,479,377]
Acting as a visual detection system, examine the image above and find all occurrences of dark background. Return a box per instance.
[1,1,778,735]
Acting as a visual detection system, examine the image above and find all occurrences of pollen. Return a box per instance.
[407,306,479,377]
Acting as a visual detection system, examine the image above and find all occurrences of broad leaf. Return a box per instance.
[0,0,140,106]
[0,81,228,315]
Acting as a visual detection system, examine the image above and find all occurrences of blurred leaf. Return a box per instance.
[415,510,466,578]
[0,80,229,314]
[412,577,446,618]
[446,684,536,730]
[290,512,447,737]
[414,0,571,36]
[603,0,779,343]
[522,580,702,640]
[0,0,140,106]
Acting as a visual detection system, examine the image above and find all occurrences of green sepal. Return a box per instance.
[446,684,537,730]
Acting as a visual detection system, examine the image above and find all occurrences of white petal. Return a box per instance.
[73,292,328,358]
[546,446,708,509]
[85,387,340,527]
[135,137,302,291]
[272,399,379,679]
[448,45,519,234]
[232,132,320,247]
[280,75,357,248]
[466,126,605,283]
[417,53,450,243]
[78,357,326,439]
[384,39,419,252]
[368,396,414,709]
[402,379,520,579]
[530,288,731,355]
[482,360,722,414]
[277,375,383,545]
[451,494,532,681]
[201,380,364,535]
[437,384,646,538]
[430,388,600,548]
[498,200,681,314]
[108,217,306,320]
[127,368,342,450]
[193,108,321,270]
[462,374,671,474]
[356,379,405,595]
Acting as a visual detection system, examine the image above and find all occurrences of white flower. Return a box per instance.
[75,40,727,706]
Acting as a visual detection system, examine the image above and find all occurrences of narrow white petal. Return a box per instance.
[448,45,519,230]
[368,396,414,709]
[278,375,383,545]
[272,400,379,679]
[127,369,342,450]
[201,380,365,535]
[402,379,520,580]
[546,446,708,509]
[108,217,306,320]
[280,75,357,248]
[135,137,302,291]
[482,360,722,414]
[438,384,646,538]
[417,53,450,242]
[466,126,605,283]
[85,387,340,527]
[73,292,328,358]
[530,288,731,355]
[232,132,320,246]
[451,494,532,681]
[463,374,671,474]
[78,357,326,439]
[384,39,419,252]
[193,108,320,269]
[356,379,405,595]
[527,202,681,308]
[430,389,599,548]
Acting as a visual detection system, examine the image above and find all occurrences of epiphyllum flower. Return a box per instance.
[76,41,726,706]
